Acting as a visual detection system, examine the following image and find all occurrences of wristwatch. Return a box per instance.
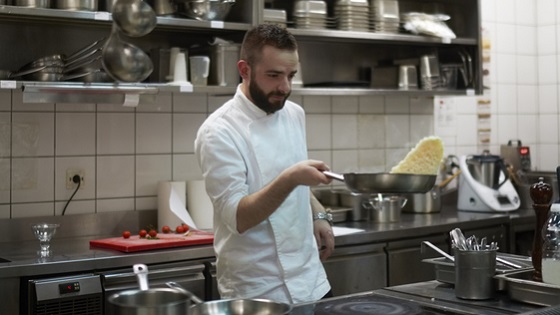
[313,211,333,226]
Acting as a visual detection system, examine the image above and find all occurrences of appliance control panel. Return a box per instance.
[500,140,531,172]
[58,281,81,294]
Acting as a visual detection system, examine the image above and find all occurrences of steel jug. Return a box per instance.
[466,150,509,190]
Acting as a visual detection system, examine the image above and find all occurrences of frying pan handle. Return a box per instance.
[323,171,344,182]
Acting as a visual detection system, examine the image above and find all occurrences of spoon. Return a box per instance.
[111,0,157,37]
[450,228,467,250]
[102,27,153,82]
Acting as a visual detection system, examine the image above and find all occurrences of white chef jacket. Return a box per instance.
[194,86,330,304]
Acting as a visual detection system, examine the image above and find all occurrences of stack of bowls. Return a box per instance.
[263,9,287,27]
[369,0,399,33]
[334,0,369,32]
[293,0,328,29]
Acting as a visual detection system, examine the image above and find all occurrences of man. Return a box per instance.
[194,24,335,304]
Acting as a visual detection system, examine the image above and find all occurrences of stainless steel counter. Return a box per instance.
[0,205,536,314]
[0,206,535,277]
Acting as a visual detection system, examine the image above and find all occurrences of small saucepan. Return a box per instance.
[107,264,195,315]
[324,171,436,194]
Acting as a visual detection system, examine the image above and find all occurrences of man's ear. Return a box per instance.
[238,60,250,81]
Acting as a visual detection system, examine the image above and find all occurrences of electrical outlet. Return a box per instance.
[66,169,85,190]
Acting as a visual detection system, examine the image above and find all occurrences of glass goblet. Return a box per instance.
[31,223,60,256]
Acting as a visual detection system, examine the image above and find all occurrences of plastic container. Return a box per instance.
[542,203,560,286]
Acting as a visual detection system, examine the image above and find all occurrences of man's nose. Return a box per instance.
[278,76,291,93]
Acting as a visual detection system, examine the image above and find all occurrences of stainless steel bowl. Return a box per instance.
[177,0,235,21]
[54,0,98,11]
[12,0,50,7]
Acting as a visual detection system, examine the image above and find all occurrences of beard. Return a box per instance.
[248,74,290,114]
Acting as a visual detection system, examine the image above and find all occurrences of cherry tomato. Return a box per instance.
[122,231,131,239]
[139,229,148,238]
[162,226,171,234]
[175,225,185,234]
[148,229,158,238]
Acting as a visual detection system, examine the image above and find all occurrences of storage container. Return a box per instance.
[209,42,240,87]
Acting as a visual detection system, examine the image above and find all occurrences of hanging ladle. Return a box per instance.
[111,0,157,37]
[102,26,154,82]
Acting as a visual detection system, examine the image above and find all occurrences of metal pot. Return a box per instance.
[339,190,369,221]
[107,264,194,315]
[365,195,407,222]
[403,186,441,213]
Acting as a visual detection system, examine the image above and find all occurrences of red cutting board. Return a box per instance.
[90,231,214,253]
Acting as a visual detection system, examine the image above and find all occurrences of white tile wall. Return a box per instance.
[2,1,560,218]
[97,113,135,155]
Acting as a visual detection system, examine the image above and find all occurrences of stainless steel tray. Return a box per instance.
[422,254,533,290]
[494,269,560,307]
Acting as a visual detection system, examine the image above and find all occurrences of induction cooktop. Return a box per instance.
[290,286,533,315]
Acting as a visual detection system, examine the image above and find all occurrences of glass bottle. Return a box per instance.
[542,203,560,285]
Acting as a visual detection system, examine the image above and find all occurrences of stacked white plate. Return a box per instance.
[334,0,370,32]
[369,0,400,33]
[293,0,328,29]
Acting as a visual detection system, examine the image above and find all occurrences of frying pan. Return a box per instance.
[324,171,436,194]
[165,282,292,315]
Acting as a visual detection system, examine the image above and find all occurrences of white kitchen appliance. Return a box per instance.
[457,152,520,212]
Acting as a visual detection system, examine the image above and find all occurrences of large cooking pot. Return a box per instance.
[324,171,436,194]
[107,264,194,315]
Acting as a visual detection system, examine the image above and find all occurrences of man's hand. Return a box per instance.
[285,159,332,187]
[314,219,334,261]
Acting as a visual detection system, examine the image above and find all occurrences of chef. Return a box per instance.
[194,24,335,304]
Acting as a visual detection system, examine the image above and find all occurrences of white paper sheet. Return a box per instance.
[332,226,365,236]
[158,181,197,230]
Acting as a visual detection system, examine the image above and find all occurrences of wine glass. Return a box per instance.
[31,223,60,256]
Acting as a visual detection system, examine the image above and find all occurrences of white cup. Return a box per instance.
[173,52,188,83]
[189,56,210,86]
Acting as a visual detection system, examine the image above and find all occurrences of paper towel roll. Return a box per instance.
[187,180,214,230]
[158,181,197,229]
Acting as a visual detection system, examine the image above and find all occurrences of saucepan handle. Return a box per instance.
[323,171,344,182]
[133,264,149,291]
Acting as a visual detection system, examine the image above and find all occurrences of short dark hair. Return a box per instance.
[240,24,298,66]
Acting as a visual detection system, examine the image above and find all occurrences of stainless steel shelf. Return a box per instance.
[291,87,476,96]
[0,5,251,31]
[289,28,477,46]
[0,80,476,105]
[14,81,238,104]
